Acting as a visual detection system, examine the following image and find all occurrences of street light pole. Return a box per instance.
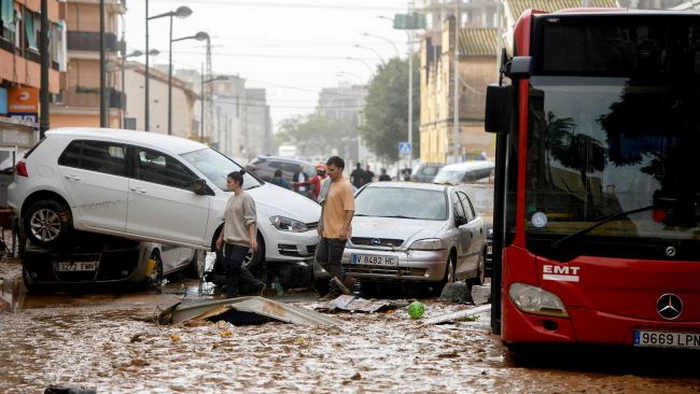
[39,0,49,138]
[145,0,150,131]
[99,0,107,127]
[353,45,386,66]
[452,0,460,162]
[345,57,375,76]
[171,31,209,138]
[201,72,228,144]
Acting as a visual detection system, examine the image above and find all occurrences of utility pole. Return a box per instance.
[408,0,414,167]
[99,0,107,127]
[39,0,49,138]
[452,0,461,162]
[144,0,150,131]
[200,63,205,143]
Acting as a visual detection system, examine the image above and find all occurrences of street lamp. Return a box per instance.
[170,31,210,136]
[345,57,375,76]
[337,71,364,84]
[145,5,192,132]
[353,44,386,66]
[201,74,228,143]
[362,32,400,59]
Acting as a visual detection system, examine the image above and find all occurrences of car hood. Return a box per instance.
[350,216,448,248]
[245,183,321,223]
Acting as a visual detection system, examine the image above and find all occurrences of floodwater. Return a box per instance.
[1,257,699,394]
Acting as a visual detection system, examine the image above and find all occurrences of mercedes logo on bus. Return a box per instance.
[657,293,683,320]
[665,246,677,257]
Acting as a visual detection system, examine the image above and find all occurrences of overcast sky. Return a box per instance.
[124,0,415,130]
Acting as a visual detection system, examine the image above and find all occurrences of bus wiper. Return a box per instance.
[379,215,417,219]
[549,205,656,252]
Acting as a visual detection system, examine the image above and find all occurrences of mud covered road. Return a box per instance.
[1,258,699,393]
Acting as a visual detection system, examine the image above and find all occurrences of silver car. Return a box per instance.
[313,182,487,294]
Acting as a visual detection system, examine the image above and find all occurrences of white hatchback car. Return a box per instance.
[8,128,321,268]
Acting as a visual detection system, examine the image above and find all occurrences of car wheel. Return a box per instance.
[24,199,72,249]
[185,250,206,279]
[467,252,486,287]
[145,251,164,289]
[432,255,455,296]
[243,233,265,270]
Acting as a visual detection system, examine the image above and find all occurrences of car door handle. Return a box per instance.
[64,175,81,181]
[130,187,147,194]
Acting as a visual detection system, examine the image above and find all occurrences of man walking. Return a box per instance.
[350,162,366,189]
[316,156,356,297]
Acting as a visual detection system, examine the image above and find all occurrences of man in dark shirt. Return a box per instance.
[364,165,375,183]
[350,162,366,189]
[378,168,391,181]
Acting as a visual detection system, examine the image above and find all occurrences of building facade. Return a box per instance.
[123,62,198,139]
[50,0,125,128]
[316,83,367,164]
[244,88,271,158]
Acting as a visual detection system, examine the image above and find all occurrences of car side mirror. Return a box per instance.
[455,216,467,227]
[191,179,211,196]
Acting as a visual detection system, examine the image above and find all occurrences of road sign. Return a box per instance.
[393,13,427,30]
[399,141,412,157]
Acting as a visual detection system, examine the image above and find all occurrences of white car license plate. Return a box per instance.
[634,330,700,349]
[351,254,398,267]
[56,261,98,272]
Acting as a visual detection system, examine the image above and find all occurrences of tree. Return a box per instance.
[360,56,420,162]
[275,114,355,158]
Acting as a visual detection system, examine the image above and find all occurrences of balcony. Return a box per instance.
[67,31,119,53]
[61,87,125,109]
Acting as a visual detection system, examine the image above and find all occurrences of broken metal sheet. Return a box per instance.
[422,304,492,325]
[159,296,341,326]
[317,295,406,313]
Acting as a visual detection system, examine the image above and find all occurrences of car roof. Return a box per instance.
[45,128,207,155]
[439,160,495,172]
[252,155,315,165]
[363,181,450,192]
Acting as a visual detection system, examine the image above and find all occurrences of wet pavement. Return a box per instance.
[1,257,699,393]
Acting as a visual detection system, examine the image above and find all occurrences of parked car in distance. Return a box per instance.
[21,233,205,292]
[456,181,494,275]
[432,161,495,185]
[7,128,321,275]
[411,162,444,183]
[313,182,487,295]
[246,155,317,183]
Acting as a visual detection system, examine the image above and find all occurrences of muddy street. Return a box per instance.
[1,258,699,394]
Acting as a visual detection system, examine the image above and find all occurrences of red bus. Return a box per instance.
[486,8,700,349]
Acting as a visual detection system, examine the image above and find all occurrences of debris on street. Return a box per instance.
[470,285,491,306]
[422,304,492,325]
[159,296,341,326]
[439,282,473,304]
[315,294,407,313]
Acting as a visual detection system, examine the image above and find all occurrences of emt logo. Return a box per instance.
[542,264,580,282]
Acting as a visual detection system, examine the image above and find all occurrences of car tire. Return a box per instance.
[23,199,73,250]
[184,249,206,279]
[243,233,265,270]
[432,255,455,296]
[145,250,164,289]
[467,252,486,287]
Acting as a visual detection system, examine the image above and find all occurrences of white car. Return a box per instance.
[8,128,321,269]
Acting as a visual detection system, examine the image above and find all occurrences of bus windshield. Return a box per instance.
[526,75,700,247]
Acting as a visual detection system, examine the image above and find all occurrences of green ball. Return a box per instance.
[408,301,425,319]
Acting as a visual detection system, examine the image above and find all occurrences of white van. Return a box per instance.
[432,161,495,185]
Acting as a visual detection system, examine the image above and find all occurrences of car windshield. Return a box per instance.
[181,148,262,191]
[355,187,447,221]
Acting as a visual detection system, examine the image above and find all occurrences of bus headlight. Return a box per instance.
[508,283,569,318]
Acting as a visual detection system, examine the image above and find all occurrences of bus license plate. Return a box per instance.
[351,254,398,267]
[56,261,97,272]
[634,330,700,349]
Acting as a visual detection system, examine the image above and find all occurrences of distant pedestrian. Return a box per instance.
[292,165,312,198]
[378,168,391,181]
[269,169,291,190]
[216,170,266,298]
[364,165,375,183]
[316,156,356,297]
[350,162,366,189]
[309,164,328,200]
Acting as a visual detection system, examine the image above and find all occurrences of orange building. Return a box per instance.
[50,0,125,128]
[0,0,62,124]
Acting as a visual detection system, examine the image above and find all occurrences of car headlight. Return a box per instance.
[508,283,569,318]
[270,216,309,232]
[409,238,449,251]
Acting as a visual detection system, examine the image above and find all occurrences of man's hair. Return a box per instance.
[326,156,345,170]
[274,169,282,177]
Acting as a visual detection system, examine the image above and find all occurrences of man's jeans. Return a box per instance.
[315,237,347,283]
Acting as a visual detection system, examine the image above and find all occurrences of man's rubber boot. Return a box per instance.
[330,276,353,295]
